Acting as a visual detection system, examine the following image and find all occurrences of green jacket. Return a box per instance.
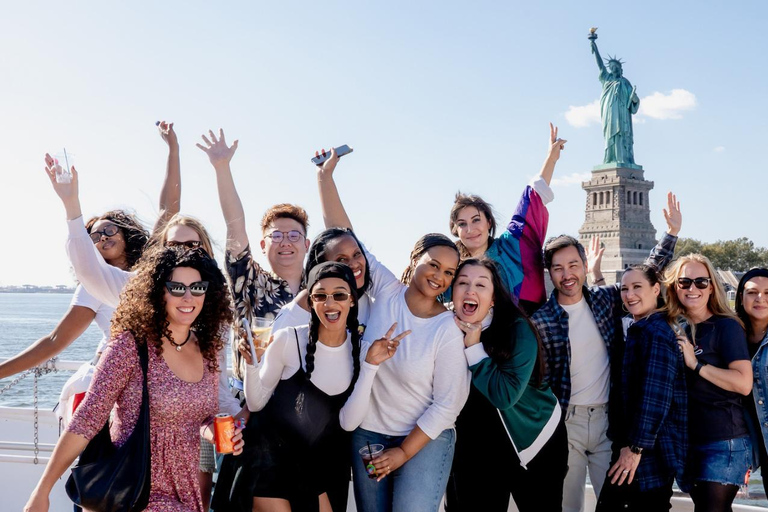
[467,317,561,466]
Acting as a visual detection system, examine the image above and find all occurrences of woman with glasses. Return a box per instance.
[664,254,752,511]
[237,262,401,511]
[24,247,244,512]
[735,268,768,499]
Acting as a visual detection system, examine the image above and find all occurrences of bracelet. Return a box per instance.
[594,277,605,284]
[694,361,707,375]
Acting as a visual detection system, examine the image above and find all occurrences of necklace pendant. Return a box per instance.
[176,345,182,352]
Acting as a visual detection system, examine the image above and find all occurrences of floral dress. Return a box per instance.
[68,331,218,512]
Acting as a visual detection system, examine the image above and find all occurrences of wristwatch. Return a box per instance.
[629,445,643,455]
[694,361,708,375]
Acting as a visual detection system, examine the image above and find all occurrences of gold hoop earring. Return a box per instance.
[621,302,629,313]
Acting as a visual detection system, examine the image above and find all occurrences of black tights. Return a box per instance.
[690,481,739,512]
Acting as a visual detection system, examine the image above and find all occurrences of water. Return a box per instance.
[0,293,101,408]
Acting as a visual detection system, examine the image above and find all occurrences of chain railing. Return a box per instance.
[0,358,58,464]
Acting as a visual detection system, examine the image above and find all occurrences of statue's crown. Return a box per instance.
[604,55,625,67]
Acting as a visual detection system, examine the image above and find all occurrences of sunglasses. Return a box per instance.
[309,292,352,303]
[165,281,209,297]
[89,224,119,244]
[265,230,305,243]
[677,277,711,290]
[165,240,202,250]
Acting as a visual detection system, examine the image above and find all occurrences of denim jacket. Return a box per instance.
[750,331,768,461]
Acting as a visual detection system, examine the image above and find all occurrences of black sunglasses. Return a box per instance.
[309,292,352,303]
[165,240,202,250]
[265,230,305,243]
[165,281,209,297]
[677,277,711,290]
[89,224,119,244]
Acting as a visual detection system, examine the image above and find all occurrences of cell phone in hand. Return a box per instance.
[241,318,258,365]
[311,145,353,165]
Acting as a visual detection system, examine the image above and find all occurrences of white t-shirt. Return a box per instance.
[561,297,610,406]
[243,325,377,431]
[361,286,470,440]
[70,284,114,355]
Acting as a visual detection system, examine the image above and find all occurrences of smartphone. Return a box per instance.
[241,318,258,365]
[311,145,353,165]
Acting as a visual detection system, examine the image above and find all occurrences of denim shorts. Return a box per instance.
[688,436,752,486]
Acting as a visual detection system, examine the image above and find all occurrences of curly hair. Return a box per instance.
[110,246,232,370]
[85,210,149,269]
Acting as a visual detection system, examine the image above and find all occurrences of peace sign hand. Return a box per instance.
[365,323,410,365]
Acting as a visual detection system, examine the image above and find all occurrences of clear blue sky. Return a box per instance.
[2,1,766,286]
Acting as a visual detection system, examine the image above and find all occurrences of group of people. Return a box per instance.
[5,120,766,512]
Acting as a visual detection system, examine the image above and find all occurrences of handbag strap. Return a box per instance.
[137,341,150,417]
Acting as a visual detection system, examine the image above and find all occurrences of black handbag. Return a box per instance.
[65,341,152,512]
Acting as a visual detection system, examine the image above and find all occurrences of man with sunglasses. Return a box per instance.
[532,192,682,512]
[199,129,312,512]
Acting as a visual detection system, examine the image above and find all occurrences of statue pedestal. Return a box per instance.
[578,165,657,285]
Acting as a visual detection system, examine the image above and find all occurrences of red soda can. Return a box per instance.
[213,413,235,454]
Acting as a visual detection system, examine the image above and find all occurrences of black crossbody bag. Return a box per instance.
[65,341,151,512]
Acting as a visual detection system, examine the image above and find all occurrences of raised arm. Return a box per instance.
[644,192,681,273]
[197,129,248,254]
[0,305,95,379]
[44,156,130,307]
[153,121,181,233]
[316,147,353,230]
[539,123,567,186]
[591,40,607,75]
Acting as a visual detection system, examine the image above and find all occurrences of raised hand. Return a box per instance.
[547,122,567,162]
[157,121,179,149]
[365,323,410,365]
[586,235,605,283]
[662,191,682,236]
[44,153,82,217]
[316,147,339,179]
[197,129,238,169]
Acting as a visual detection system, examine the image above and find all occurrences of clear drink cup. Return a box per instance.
[358,444,384,479]
[251,317,274,349]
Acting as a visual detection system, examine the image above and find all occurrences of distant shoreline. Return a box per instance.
[0,287,75,294]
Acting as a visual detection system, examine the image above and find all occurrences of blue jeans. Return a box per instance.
[351,427,455,512]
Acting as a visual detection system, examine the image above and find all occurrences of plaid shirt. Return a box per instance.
[622,312,688,491]
[532,233,677,410]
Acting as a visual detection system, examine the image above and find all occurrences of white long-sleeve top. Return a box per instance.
[361,285,471,440]
[243,325,378,431]
[65,215,240,416]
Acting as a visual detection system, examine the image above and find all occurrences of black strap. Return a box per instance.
[292,327,300,358]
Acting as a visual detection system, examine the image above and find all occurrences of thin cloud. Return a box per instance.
[551,172,592,187]
[638,89,697,120]
[565,89,697,127]
[714,146,725,153]
[565,100,600,128]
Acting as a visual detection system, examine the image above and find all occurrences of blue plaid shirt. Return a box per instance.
[621,312,688,491]
[532,233,677,410]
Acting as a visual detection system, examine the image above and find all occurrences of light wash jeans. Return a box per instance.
[351,427,455,512]
[563,404,612,512]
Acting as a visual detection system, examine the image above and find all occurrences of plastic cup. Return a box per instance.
[53,150,74,184]
[251,317,274,349]
[358,444,384,479]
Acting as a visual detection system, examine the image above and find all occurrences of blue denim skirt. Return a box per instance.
[688,436,752,486]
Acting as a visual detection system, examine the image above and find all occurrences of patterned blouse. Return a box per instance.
[226,245,302,380]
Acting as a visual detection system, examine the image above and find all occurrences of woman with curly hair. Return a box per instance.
[24,247,244,512]
[665,254,752,511]
[237,262,401,511]
[0,208,148,383]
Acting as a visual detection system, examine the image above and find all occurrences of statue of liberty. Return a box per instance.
[588,29,640,167]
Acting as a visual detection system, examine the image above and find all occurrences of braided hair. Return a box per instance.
[304,227,372,295]
[305,262,362,403]
[401,233,460,285]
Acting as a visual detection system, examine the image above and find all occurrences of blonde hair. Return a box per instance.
[151,214,216,257]
[663,253,742,341]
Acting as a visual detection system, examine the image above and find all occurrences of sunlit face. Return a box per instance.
[310,277,353,335]
[324,235,367,291]
[452,265,494,324]
[454,206,491,255]
[675,262,713,317]
[409,246,459,299]
[549,246,587,305]
[90,219,126,263]
[165,224,203,250]
[620,270,660,320]
[164,267,205,329]
[260,218,310,272]
[743,276,768,326]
